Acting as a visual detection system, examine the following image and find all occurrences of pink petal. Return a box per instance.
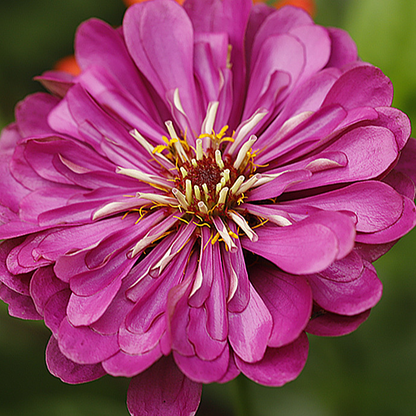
[325,27,358,69]
[75,18,162,122]
[284,181,404,233]
[307,261,383,315]
[355,196,416,244]
[250,5,312,70]
[395,137,416,185]
[173,344,230,383]
[124,0,201,132]
[30,266,68,315]
[0,282,42,320]
[0,126,32,212]
[289,24,331,85]
[204,242,229,342]
[44,289,71,335]
[187,307,227,361]
[306,307,371,337]
[243,211,355,274]
[228,284,272,363]
[103,347,162,378]
[217,352,241,383]
[286,125,399,190]
[247,169,312,201]
[221,241,250,313]
[164,272,195,357]
[127,356,202,416]
[58,317,119,364]
[46,336,106,384]
[250,262,312,348]
[235,332,309,386]
[15,93,59,136]
[119,316,166,356]
[0,239,31,295]
[35,70,74,98]
[67,276,122,326]
[184,0,252,125]
[323,65,393,109]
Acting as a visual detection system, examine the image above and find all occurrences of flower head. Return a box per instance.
[1,0,416,414]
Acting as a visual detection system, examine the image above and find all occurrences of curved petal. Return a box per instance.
[307,261,383,315]
[75,18,163,122]
[243,211,355,274]
[236,332,309,386]
[173,344,230,383]
[283,181,404,233]
[124,0,201,131]
[0,282,41,320]
[58,317,119,364]
[250,262,312,348]
[228,284,272,363]
[127,356,202,416]
[322,65,393,110]
[325,27,358,69]
[306,307,371,336]
[103,347,162,378]
[46,336,106,384]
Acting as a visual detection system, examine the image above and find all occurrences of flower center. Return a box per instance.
[173,146,242,219]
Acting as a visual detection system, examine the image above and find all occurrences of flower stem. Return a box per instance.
[229,375,253,416]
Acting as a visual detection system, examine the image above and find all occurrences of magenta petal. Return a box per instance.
[15,93,59,137]
[284,181,404,233]
[236,332,309,387]
[217,352,241,383]
[127,356,202,416]
[119,316,166,355]
[307,261,383,315]
[323,65,393,109]
[247,169,311,201]
[0,282,42,320]
[124,0,200,131]
[228,284,272,363]
[325,27,358,69]
[166,272,196,357]
[35,71,74,98]
[187,307,227,361]
[44,289,71,335]
[30,267,68,315]
[356,196,416,244]
[58,317,119,364]
[0,127,32,212]
[0,240,31,295]
[184,0,252,125]
[103,347,162,378]
[395,137,416,185]
[173,344,230,383]
[204,242,228,342]
[46,336,106,384]
[243,211,355,274]
[221,241,250,313]
[67,276,122,326]
[306,308,371,337]
[75,18,161,121]
[250,262,312,348]
[250,5,312,68]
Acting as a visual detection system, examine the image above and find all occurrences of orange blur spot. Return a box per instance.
[54,55,81,76]
[123,0,184,6]
[253,0,315,17]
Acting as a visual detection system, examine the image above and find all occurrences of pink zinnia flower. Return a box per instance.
[1,0,416,414]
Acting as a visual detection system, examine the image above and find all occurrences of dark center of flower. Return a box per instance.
[186,156,222,190]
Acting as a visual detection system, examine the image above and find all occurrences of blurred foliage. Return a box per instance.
[1,0,416,415]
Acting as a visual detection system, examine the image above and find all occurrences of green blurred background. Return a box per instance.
[1,0,416,415]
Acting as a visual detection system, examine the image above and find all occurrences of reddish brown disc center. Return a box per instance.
[187,159,222,192]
